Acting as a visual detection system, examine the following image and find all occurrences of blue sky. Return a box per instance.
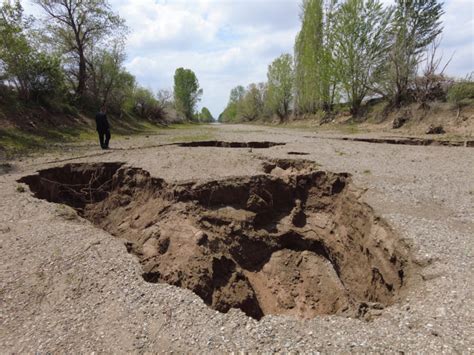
[24,0,474,117]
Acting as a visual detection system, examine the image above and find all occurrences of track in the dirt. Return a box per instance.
[317,136,474,147]
[19,159,412,321]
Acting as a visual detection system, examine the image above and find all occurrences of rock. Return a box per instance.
[392,115,409,129]
[246,193,270,212]
[425,125,445,134]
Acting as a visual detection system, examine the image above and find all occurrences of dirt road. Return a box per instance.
[1,124,473,352]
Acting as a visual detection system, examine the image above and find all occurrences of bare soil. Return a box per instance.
[1,124,472,352]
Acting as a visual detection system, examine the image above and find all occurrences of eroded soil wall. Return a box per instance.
[19,160,412,320]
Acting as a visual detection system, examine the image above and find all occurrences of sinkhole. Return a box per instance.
[19,160,412,320]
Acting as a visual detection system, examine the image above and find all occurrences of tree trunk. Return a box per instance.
[77,49,86,98]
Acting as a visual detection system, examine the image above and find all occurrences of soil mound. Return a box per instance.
[19,160,411,320]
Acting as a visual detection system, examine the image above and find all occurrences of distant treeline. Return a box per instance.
[219,0,474,123]
[0,1,213,123]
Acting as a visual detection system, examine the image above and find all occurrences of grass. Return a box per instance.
[0,118,215,159]
[0,126,97,159]
[168,127,217,143]
[338,123,361,135]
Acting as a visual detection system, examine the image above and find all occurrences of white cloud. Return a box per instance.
[23,0,474,116]
[438,0,474,77]
[113,0,300,116]
[118,0,219,51]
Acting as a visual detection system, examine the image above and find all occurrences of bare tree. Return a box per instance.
[412,38,453,109]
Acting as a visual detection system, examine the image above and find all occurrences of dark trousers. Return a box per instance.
[98,129,110,149]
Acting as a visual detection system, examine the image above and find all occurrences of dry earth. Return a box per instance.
[0,123,473,352]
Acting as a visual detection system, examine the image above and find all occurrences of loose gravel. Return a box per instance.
[0,124,472,352]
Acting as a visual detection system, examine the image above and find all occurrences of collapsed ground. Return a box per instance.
[19,159,412,321]
[1,124,472,352]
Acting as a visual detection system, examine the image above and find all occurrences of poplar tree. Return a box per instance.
[294,0,324,114]
[333,0,392,115]
[173,68,202,121]
[266,53,294,120]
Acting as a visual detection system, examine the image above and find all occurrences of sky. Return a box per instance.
[24,0,474,117]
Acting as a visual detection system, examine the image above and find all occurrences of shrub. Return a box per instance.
[447,80,474,106]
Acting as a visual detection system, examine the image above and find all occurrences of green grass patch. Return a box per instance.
[169,132,216,143]
[0,125,100,158]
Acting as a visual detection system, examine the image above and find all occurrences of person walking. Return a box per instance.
[95,105,111,149]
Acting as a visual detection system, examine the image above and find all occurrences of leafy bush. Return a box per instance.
[447,80,474,107]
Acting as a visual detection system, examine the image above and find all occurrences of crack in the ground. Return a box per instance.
[311,136,474,147]
[177,141,286,148]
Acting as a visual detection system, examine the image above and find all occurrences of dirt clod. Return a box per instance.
[19,160,412,320]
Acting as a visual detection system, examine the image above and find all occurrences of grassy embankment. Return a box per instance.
[0,106,216,160]
[240,100,474,139]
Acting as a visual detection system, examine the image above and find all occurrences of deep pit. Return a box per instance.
[19,160,412,320]
[177,141,286,148]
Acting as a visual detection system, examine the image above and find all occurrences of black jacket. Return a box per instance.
[95,112,110,131]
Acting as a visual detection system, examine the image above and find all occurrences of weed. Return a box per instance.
[16,185,26,193]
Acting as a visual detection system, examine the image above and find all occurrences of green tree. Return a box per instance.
[173,67,203,120]
[198,107,214,122]
[294,0,326,114]
[35,0,126,100]
[229,85,245,103]
[1,1,64,102]
[377,0,444,106]
[239,83,266,121]
[266,53,294,121]
[295,0,339,113]
[333,0,392,115]
[219,85,245,122]
[88,44,134,110]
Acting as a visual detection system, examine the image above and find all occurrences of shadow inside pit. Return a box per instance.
[287,152,310,156]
